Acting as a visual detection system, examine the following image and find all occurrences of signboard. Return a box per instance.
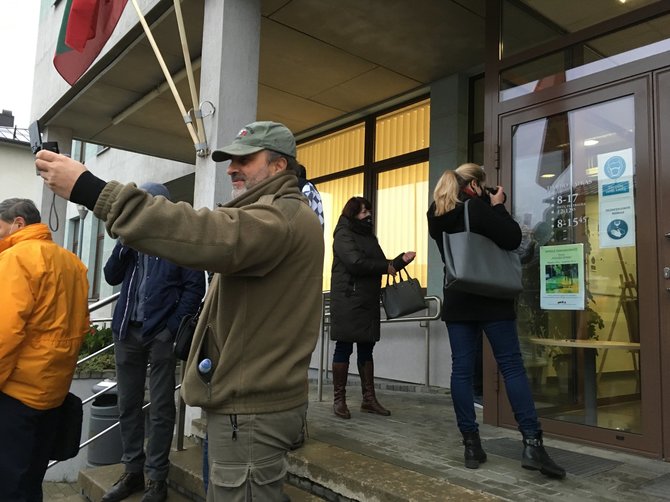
[540,244,585,310]
[597,149,636,248]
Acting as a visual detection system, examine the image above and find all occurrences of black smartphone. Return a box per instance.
[29,121,59,174]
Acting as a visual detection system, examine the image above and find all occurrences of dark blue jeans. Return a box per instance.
[446,320,540,435]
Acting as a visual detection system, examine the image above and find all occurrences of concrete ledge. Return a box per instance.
[168,443,207,501]
[78,463,191,502]
[287,439,500,502]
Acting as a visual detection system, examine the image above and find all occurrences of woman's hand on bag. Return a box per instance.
[388,263,398,275]
[403,251,416,264]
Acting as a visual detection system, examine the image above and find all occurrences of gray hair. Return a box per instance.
[267,150,300,174]
[0,198,41,225]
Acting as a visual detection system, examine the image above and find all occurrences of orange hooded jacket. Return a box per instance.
[0,223,90,410]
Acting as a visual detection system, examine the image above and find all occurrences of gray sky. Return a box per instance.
[0,1,40,128]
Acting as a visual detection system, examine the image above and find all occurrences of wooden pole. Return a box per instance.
[173,0,207,149]
[129,0,200,147]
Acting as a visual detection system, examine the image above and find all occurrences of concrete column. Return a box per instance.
[39,126,73,246]
[427,73,470,297]
[194,0,261,209]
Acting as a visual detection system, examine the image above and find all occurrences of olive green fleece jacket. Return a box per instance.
[93,171,324,414]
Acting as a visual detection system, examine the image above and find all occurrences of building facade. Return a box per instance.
[31,0,670,459]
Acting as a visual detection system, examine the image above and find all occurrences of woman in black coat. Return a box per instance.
[329,196,415,419]
[427,163,565,479]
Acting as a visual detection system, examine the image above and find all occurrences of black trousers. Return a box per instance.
[0,392,60,502]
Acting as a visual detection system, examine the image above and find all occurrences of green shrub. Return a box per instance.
[79,325,115,372]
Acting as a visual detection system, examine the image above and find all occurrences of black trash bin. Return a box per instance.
[88,380,123,467]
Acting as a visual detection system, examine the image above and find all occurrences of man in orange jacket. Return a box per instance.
[0,198,90,501]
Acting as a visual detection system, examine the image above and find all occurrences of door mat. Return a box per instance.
[482,438,622,477]
[638,473,670,500]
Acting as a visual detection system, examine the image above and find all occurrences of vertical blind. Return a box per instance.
[297,99,430,291]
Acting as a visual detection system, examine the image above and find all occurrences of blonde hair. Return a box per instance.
[433,163,486,216]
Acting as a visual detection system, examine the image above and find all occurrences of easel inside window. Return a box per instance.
[596,247,640,391]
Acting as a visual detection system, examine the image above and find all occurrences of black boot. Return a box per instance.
[141,480,168,502]
[521,431,566,479]
[332,362,351,419]
[358,361,390,416]
[462,431,487,469]
[101,471,145,502]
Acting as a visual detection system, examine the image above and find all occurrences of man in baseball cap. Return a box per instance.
[35,118,324,501]
[211,121,296,162]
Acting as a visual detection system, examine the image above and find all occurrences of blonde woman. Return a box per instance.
[426,163,565,479]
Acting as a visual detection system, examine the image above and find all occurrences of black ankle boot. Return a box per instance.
[521,431,566,479]
[462,431,487,469]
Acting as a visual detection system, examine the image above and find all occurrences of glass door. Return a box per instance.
[497,77,662,454]
[656,67,670,460]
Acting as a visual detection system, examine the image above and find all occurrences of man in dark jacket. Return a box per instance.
[101,183,205,502]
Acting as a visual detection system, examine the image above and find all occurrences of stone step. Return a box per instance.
[286,439,499,502]
[79,441,324,502]
[167,439,325,501]
[78,463,191,502]
[167,431,497,501]
[80,434,498,502]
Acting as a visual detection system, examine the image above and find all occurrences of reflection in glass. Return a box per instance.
[512,96,641,433]
[501,12,670,101]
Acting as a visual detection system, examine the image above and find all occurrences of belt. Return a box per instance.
[128,320,143,328]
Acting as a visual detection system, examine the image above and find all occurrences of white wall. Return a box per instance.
[0,142,42,203]
[32,0,161,123]
[309,310,452,388]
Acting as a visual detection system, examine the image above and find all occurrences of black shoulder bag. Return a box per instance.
[174,301,203,361]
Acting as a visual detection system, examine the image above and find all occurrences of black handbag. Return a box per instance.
[381,269,426,319]
[174,302,203,361]
[49,392,83,461]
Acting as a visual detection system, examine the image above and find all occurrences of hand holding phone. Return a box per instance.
[29,121,60,173]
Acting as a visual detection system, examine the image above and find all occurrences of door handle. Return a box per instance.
[665,267,670,279]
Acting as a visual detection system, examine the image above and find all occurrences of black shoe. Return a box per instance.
[462,431,487,469]
[101,472,145,502]
[521,431,566,479]
[141,480,168,502]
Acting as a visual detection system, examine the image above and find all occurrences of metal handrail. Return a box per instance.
[88,292,120,311]
[316,291,443,401]
[51,289,444,467]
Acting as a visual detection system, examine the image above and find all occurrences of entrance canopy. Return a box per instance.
[40,0,486,164]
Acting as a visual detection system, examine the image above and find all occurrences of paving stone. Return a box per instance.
[44,381,670,502]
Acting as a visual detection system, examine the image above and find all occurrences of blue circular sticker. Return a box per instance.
[607,219,628,240]
[603,156,626,179]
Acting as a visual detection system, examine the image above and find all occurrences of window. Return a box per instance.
[298,124,365,178]
[376,163,429,284]
[500,7,670,101]
[298,98,430,290]
[71,218,80,257]
[91,219,105,299]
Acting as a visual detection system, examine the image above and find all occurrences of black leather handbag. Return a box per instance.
[174,302,203,361]
[381,269,426,319]
[49,392,83,461]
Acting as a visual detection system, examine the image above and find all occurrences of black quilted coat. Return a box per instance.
[329,215,390,343]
